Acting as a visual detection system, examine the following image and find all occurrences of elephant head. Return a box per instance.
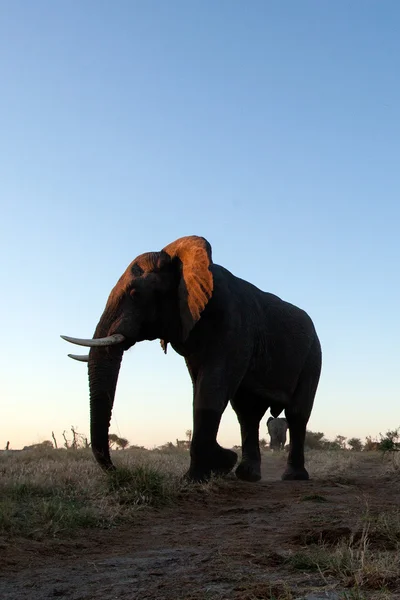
[61,236,213,471]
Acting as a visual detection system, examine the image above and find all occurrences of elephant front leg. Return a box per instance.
[185,409,237,482]
[184,374,237,483]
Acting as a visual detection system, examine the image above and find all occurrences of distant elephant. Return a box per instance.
[61,235,321,482]
[267,417,288,451]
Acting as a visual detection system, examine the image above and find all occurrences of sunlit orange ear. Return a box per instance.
[163,236,213,341]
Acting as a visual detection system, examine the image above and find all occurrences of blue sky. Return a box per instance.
[1,1,399,449]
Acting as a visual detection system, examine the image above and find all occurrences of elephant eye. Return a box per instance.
[129,288,138,298]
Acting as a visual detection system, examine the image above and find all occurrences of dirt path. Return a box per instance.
[1,455,399,599]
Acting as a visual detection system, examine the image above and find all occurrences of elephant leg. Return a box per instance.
[282,340,321,481]
[282,414,308,479]
[184,369,239,483]
[231,391,266,482]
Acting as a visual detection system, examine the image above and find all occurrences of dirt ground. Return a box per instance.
[1,453,399,600]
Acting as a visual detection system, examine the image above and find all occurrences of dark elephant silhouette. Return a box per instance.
[62,235,321,482]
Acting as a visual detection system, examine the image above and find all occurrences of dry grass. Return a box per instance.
[0,447,191,539]
[289,505,400,592]
[0,447,396,549]
[261,447,384,483]
[381,450,400,477]
[0,446,241,540]
[305,449,357,481]
[1,448,399,599]
[369,507,400,550]
[290,538,400,589]
[177,582,296,600]
[305,449,397,485]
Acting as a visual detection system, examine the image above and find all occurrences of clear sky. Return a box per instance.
[1,1,399,450]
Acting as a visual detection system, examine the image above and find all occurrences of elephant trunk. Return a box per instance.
[88,344,124,471]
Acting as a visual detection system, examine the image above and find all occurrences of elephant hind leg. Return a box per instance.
[282,338,322,481]
[231,390,266,482]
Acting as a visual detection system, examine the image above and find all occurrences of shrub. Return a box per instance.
[348,438,364,452]
[378,429,400,454]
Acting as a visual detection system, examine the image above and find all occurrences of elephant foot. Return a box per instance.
[235,459,261,482]
[211,447,238,477]
[184,447,238,483]
[183,467,211,483]
[281,465,309,481]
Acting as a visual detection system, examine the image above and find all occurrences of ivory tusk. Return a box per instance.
[60,334,126,347]
[68,354,89,362]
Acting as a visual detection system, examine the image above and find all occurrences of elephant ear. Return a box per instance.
[163,236,213,341]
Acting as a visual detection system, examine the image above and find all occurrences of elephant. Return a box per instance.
[61,235,322,482]
[267,417,288,451]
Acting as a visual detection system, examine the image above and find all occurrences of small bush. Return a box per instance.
[378,429,400,454]
[304,431,326,450]
[348,438,364,452]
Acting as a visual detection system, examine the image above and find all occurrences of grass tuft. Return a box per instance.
[107,465,174,507]
[301,493,328,503]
